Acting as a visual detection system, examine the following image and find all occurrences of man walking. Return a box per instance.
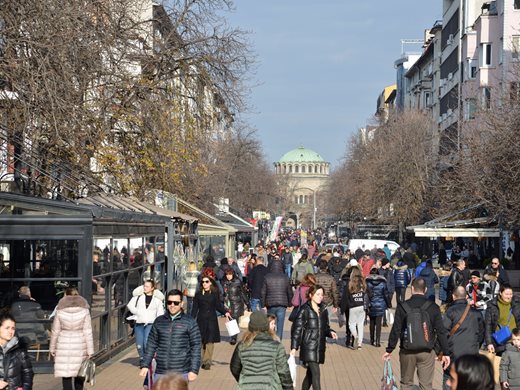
[466,270,492,320]
[446,259,465,304]
[484,257,510,285]
[383,278,450,390]
[140,289,201,383]
[261,259,293,340]
[248,256,269,312]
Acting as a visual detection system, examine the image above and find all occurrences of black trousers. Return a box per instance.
[302,361,321,390]
[396,287,407,304]
[369,315,383,342]
[62,377,85,390]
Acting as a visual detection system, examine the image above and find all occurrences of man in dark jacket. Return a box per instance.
[247,256,269,312]
[281,247,294,278]
[140,289,201,382]
[484,257,510,286]
[261,259,293,340]
[446,259,465,304]
[383,278,450,390]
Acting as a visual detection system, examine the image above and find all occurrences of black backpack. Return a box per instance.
[401,300,435,351]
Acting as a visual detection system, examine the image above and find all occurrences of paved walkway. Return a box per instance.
[34,310,444,389]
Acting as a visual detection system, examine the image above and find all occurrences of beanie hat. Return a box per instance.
[471,270,481,278]
[248,311,269,332]
[382,258,390,266]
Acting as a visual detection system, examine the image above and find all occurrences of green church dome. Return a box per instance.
[277,146,325,163]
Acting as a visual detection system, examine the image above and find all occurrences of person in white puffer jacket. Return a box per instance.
[127,280,164,366]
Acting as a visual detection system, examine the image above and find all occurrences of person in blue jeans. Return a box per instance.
[248,256,269,312]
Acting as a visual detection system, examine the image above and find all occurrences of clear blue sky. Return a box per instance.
[227,1,441,168]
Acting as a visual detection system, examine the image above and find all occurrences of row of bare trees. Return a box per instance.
[327,90,520,229]
[0,0,275,213]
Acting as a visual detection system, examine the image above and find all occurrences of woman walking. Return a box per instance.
[222,269,249,345]
[290,285,338,390]
[344,267,367,349]
[182,262,200,316]
[366,267,390,347]
[127,280,165,365]
[291,273,316,308]
[230,311,293,389]
[50,287,94,390]
[192,273,232,370]
[486,283,520,356]
[0,312,33,390]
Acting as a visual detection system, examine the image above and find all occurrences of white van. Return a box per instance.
[347,239,400,256]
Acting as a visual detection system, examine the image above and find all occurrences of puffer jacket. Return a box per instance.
[378,267,395,295]
[292,260,314,284]
[314,271,339,307]
[485,296,520,355]
[393,263,411,288]
[0,336,33,390]
[142,312,202,375]
[419,265,439,301]
[290,302,334,363]
[223,277,249,319]
[443,299,484,359]
[230,332,293,390]
[261,261,293,308]
[50,295,94,378]
[366,274,390,317]
[127,287,165,325]
[438,270,451,302]
[500,344,520,388]
[447,268,464,301]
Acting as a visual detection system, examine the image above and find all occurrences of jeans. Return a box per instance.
[302,361,321,390]
[186,296,194,316]
[285,263,292,279]
[250,298,261,312]
[62,377,84,390]
[134,323,153,362]
[267,306,287,340]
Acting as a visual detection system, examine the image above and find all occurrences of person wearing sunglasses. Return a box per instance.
[192,274,232,370]
[139,289,202,385]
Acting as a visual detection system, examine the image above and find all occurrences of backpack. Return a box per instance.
[401,300,435,351]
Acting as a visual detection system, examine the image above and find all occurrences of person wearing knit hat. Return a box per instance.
[466,269,492,314]
[230,312,293,389]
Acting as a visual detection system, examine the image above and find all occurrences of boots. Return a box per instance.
[375,338,381,348]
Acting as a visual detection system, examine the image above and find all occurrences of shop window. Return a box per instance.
[513,36,520,60]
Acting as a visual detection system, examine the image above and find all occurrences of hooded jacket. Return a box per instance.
[393,262,411,289]
[366,274,390,317]
[50,295,94,378]
[500,343,520,388]
[0,336,33,390]
[223,277,249,318]
[127,286,165,325]
[261,260,293,308]
[419,265,439,301]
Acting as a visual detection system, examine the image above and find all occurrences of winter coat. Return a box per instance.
[340,289,367,314]
[328,258,347,284]
[191,289,228,344]
[230,332,293,390]
[443,299,484,359]
[485,296,520,355]
[292,260,314,284]
[10,295,47,344]
[438,270,451,303]
[142,312,202,375]
[484,264,510,285]
[419,265,439,301]
[378,267,395,295]
[223,277,249,319]
[127,287,165,325]
[366,274,390,317]
[50,295,94,378]
[0,336,33,390]
[314,271,339,307]
[281,252,293,267]
[290,302,334,364]
[261,261,293,308]
[291,285,310,307]
[466,280,492,311]
[247,264,269,300]
[393,263,411,289]
[447,268,464,301]
[500,344,520,388]
[183,270,200,298]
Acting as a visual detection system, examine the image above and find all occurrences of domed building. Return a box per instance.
[274,146,330,229]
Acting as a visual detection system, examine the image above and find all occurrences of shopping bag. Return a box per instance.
[77,358,96,386]
[225,319,240,337]
[385,309,394,326]
[480,350,500,384]
[381,359,398,390]
[287,354,297,388]
[239,311,251,329]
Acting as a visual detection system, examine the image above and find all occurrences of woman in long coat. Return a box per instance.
[290,285,337,390]
[192,273,231,370]
[50,287,94,390]
[222,269,249,345]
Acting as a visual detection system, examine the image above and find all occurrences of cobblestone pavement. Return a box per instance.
[34,309,444,389]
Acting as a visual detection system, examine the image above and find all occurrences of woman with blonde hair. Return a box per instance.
[230,311,293,389]
[50,287,94,390]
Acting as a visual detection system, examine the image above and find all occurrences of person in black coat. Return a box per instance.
[447,259,465,304]
[141,289,201,382]
[191,275,232,370]
[247,256,269,312]
[0,312,33,390]
[290,285,337,390]
[222,269,249,345]
[418,260,439,301]
[366,268,390,347]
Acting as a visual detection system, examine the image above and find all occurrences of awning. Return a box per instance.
[407,226,500,238]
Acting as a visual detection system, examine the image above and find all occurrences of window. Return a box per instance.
[299,195,304,204]
[482,87,491,109]
[480,43,492,67]
[424,92,432,107]
[289,165,292,173]
[513,36,520,60]
[295,196,298,204]
[295,165,299,173]
[468,59,478,79]
[465,98,477,120]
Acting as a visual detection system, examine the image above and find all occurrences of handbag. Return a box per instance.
[78,358,96,386]
[381,359,398,390]
[287,355,297,388]
[288,288,303,322]
[492,309,513,345]
[225,319,240,337]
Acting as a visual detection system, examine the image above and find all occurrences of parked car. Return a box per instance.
[323,243,348,254]
[347,239,399,255]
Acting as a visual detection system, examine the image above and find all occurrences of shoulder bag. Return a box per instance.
[289,288,303,322]
[449,303,471,337]
[78,358,96,386]
[492,309,513,345]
